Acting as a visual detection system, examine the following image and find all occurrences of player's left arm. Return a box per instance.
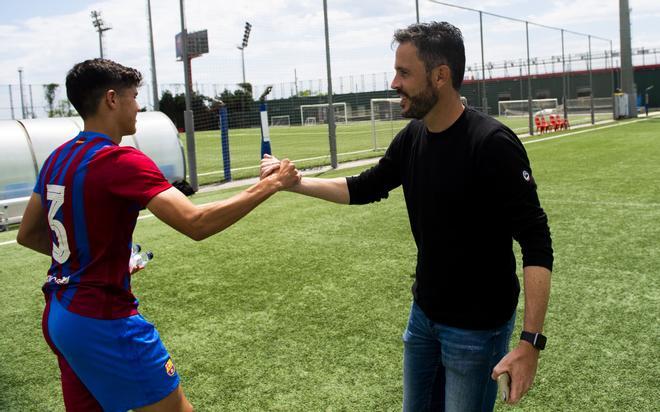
[17,193,51,256]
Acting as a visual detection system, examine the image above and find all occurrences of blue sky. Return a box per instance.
[0,0,658,104]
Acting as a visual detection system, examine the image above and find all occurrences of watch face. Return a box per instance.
[522,331,546,350]
[535,334,547,349]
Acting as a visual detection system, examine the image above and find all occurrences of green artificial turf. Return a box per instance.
[1,117,658,411]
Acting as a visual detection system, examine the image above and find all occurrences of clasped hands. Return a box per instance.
[260,154,301,190]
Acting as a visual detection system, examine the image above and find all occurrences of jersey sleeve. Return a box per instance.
[346,125,406,205]
[103,147,173,207]
[480,130,554,271]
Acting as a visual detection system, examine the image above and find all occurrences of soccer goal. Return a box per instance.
[270,115,291,127]
[299,102,348,126]
[304,117,317,126]
[370,98,403,150]
[498,98,559,117]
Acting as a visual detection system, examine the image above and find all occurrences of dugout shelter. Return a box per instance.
[0,111,185,225]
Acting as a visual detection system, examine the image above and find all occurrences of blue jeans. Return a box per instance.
[402,302,515,412]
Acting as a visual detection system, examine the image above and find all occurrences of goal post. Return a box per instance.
[299,102,348,126]
[370,98,401,150]
[270,115,290,127]
[498,98,559,117]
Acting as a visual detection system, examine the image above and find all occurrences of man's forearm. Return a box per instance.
[289,177,350,204]
[521,265,552,333]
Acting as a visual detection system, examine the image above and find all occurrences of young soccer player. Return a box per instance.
[17,58,300,411]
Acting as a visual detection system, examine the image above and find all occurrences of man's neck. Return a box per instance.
[83,117,122,144]
[423,93,465,133]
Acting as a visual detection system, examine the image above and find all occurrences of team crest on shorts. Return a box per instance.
[165,358,176,377]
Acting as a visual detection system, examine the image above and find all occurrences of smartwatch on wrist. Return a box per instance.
[520,331,547,350]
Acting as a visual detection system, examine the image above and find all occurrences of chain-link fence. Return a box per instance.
[1,1,659,188]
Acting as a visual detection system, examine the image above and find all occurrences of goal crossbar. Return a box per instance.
[299,102,348,126]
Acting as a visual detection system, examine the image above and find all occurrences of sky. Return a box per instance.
[0,0,659,110]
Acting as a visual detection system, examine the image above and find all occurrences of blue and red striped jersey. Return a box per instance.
[34,131,172,319]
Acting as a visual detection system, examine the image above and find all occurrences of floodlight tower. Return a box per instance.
[237,22,252,84]
[91,10,112,59]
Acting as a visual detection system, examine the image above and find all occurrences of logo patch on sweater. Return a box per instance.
[522,170,531,182]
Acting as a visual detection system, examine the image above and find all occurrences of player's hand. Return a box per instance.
[129,264,145,275]
[491,342,539,404]
[270,158,301,190]
[260,154,281,179]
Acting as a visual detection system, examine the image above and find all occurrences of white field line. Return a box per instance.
[201,116,655,177]
[3,115,658,248]
[543,199,660,209]
[198,148,379,176]
[521,115,657,146]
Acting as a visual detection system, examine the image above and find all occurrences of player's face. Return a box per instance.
[118,86,140,136]
[391,42,439,120]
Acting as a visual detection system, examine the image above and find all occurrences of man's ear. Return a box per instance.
[104,89,119,110]
[430,65,451,90]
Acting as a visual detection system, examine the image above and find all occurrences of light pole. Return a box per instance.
[237,22,251,84]
[91,11,112,59]
[146,0,159,110]
[18,68,26,119]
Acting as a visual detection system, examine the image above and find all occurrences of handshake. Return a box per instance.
[260,154,302,190]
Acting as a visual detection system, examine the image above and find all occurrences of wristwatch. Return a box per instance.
[520,331,547,350]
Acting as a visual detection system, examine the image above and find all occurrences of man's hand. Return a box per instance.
[491,342,539,404]
[260,154,281,180]
[129,264,145,275]
[264,158,301,190]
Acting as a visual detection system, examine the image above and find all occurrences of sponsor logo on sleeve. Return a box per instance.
[522,170,531,182]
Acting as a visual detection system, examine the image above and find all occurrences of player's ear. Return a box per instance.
[104,89,119,109]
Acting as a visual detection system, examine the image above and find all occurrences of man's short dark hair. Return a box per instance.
[393,22,465,91]
[66,59,143,119]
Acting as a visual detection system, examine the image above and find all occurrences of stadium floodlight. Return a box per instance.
[237,22,252,84]
[90,10,112,59]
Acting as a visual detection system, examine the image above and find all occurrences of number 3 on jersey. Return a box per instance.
[46,184,71,264]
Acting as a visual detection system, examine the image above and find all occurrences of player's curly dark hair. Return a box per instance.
[65,59,142,119]
[393,22,465,91]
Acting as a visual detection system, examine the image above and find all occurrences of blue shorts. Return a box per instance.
[45,295,180,411]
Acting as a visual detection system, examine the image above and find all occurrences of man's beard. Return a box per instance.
[399,78,438,119]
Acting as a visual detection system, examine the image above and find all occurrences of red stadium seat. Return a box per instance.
[534,116,543,133]
[556,115,569,130]
[549,114,559,131]
[540,116,550,133]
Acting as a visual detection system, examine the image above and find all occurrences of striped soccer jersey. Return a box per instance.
[35,131,172,319]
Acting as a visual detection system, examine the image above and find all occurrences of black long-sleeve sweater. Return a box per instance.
[346,107,553,329]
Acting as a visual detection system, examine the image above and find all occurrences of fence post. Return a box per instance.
[218,103,231,182]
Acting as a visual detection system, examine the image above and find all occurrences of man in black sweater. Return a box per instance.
[262,22,552,411]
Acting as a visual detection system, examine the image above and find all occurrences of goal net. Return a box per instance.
[498,98,559,117]
[370,98,404,150]
[270,115,290,127]
[299,103,348,126]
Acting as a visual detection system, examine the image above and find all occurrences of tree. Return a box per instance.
[43,83,59,117]
[51,100,76,117]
